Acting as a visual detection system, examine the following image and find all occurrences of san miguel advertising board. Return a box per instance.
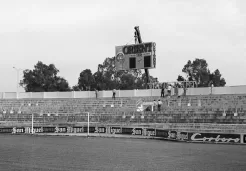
[1,126,244,144]
[115,42,156,71]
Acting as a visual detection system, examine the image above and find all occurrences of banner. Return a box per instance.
[0,128,13,133]
[168,131,188,141]
[155,129,169,138]
[143,128,155,136]
[0,126,244,144]
[83,127,96,133]
[110,127,121,134]
[189,133,240,143]
[132,128,142,135]
[121,127,133,135]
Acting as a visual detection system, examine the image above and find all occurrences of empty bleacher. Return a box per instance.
[1,93,246,133]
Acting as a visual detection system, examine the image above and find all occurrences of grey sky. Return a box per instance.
[0,0,246,92]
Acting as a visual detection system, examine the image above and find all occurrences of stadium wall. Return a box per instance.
[1,125,245,144]
[1,85,246,99]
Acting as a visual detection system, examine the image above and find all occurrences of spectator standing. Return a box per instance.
[209,80,214,94]
[161,86,164,98]
[183,83,187,96]
[153,100,157,111]
[95,89,98,99]
[112,89,116,100]
[157,99,163,111]
[168,84,172,97]
[174,83,179,96]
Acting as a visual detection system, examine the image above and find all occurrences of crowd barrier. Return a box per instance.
[1,85,246,99]
[0,125,245,144]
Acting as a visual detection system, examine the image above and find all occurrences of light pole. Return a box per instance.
[86,112,90,137]
[31,113,34,134]
[28,102,37,134]
[13,67,23,99]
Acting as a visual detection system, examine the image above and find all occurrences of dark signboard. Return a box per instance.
[55,127,67,133]
[156,129,169,138]
[189,133,240,143]
[95,127,106,133]
[68,127,83,133]
[122,128,133,135]
[110,127,121,134]
[12,127,25,134]
[167,131,188,141]
[33,127,43,133]
[132,128,142,135]
[243,135,246,144]
[43,127,56,133]
[0,128,13,133]
[144,128,155,136]
[83,126,96,133]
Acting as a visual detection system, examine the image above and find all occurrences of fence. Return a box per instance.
[0,85,246,99]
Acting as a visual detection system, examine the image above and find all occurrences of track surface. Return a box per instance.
[0,135,246,171]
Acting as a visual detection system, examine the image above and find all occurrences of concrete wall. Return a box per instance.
[1,85,246,99]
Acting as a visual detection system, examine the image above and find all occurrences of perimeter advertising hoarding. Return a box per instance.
[1,127,244,144]
[121,127,143,135]
[189,132,241,143]
[115,42,156,71]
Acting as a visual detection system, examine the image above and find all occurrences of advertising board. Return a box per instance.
[189,133,240,143]
[1,126,244,144]
[243,134,246,144]
[110,127,122,134]
[115,42,156,70]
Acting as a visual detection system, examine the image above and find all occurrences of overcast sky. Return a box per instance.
[0,0,246,92]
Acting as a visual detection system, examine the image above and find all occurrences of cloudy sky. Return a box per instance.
[0,0,245,92]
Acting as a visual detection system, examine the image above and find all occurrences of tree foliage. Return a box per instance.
[20,61,71,92]
[178,58,226,87]
[73,57,157,91]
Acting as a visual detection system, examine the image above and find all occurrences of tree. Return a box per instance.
[77,69,95,91]
[20,61,71,92]
[210,69,226,87]
[94,57,144,90]
[178,58,226,87]
[74,57,159,90]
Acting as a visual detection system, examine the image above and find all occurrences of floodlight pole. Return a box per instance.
[31,113,34,134]
[13,67,23,99]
